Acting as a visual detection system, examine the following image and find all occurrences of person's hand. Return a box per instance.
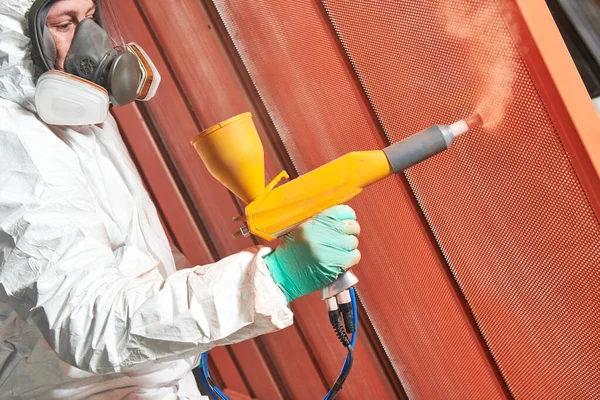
[264,205,361,303]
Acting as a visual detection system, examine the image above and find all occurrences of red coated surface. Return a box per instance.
[225,340,284,400]
[115,0,257,256]
[323,0,600,398]
[212,0,508,398]
[135,0,285,185]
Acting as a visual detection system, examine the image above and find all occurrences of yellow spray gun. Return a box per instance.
[191,112,481,301]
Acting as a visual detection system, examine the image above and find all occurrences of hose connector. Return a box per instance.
[328,310,350,347]
[336,290,355,334]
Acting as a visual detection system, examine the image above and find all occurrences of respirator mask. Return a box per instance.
[29,0,161,126]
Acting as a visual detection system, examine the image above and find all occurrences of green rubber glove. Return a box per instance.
[264,205,361,303]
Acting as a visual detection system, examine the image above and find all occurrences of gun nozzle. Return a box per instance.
[465,113,484,129]
[450,113,483,137]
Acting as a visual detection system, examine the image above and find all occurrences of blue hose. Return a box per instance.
[195,352,225,400]
[195,359,217,400]
[323,287,358,400]
[197,287,359,400]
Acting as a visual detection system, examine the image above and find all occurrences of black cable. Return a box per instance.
[195,366,218,400]
[325,291,357,399]
[327,346,354,400]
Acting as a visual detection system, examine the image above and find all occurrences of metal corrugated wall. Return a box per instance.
[113,0,600,398]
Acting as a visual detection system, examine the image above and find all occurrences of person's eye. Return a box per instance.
[53,22,73,32]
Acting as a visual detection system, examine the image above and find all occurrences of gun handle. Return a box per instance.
[320,271,359,300]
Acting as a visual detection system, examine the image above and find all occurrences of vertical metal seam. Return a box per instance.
[200,2,299,180]
[318,1,515,398]
[254,337,294,400]
[135,101,223,262]
[207,353,226,387]
[226,346,257,399]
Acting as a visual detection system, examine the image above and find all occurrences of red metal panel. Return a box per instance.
[260,326,330,399]
[225,340,284,400]
[322,0,600,398]
[211,0,508,398]
[209,347,251,396]
[135,0,284,184]
[222,389,255,400]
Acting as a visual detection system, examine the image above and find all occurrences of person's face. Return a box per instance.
[46,0,96,70]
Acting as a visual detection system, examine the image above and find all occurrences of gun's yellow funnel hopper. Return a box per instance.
[191,113,264,204]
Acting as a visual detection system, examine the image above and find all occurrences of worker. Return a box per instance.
[0,0,361,398]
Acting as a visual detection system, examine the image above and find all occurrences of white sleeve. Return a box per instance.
[0,128,293,374]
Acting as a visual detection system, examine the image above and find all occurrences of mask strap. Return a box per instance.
[29,0,56,72]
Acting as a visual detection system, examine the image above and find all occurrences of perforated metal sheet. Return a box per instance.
[322,0,600,398]
[212,0,509,398]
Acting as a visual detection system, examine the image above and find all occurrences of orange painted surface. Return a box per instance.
[516,0,600,202]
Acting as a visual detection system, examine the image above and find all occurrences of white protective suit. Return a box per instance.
[0,1,293,399]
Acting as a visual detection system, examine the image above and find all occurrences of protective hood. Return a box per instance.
[0,0,37,112]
